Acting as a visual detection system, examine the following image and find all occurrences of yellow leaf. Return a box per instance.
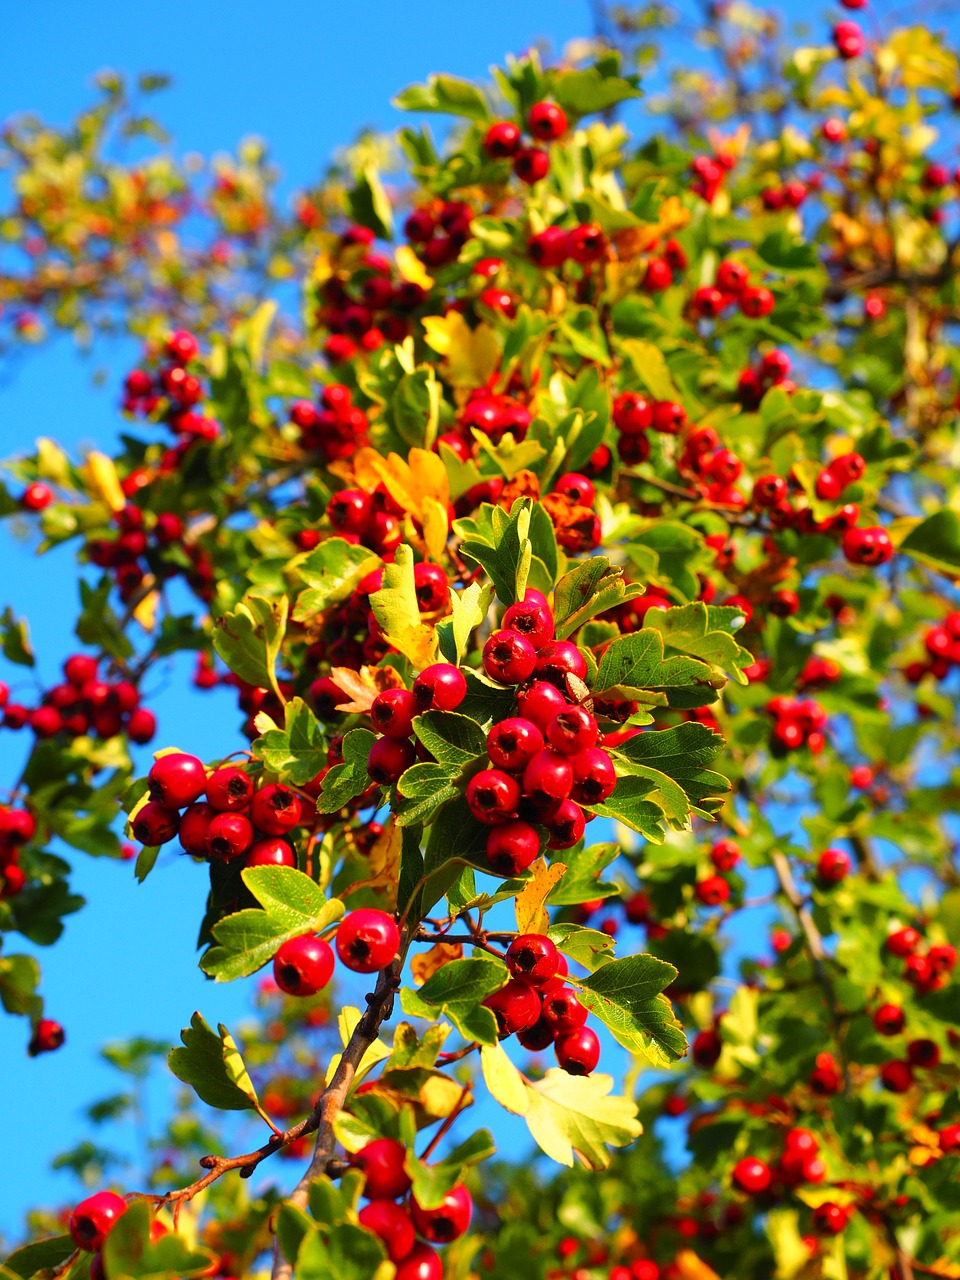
[408,447,450,508]
[481,1043,530,1116]
[82,450,126,512]
[675,1251,722,1280]
[395,244,434,290]
[877,27,959,92]
[410,942,463,985]
[421,495,450,563]
[330,664,404,715]
[766,1209,813,1280]
[132,585,160,632]
[655,195,691,236]
[370,545,439,669]
[326,1006,391,1086]
[421,312,500,389]
[354,447,420,517]
[515,857,567,935]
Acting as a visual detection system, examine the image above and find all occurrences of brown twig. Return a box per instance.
[420,1084,472,1162]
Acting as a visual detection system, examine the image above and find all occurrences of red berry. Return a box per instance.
[483,629,537,684]
[205,813,254,861]
[873,1004,904,1036]
[486,820,541,875]
[483,979,542,1036]
[410,1182,473,1243]
[167,329,199,363]
[516,680,568,730]
[817,848,850,884]
[369,736,417,786]
[336,909,400,973]
[546,706,598,756]
[513,147,550,184]
[371,688,418,739]
[571,748,617,805]
[545,798,586,850]
[395,1243,443,1280]
[21,482,53,511]
[692,1028,722,1067]
[413,563,449,613]
[907,1038,940,1068]
[555,1026,601,1075]
[527,101,568,142]
[541,988,588,1034]
[132,801,180,846]
[126,707,157,744]
[483,120,522,159]
[487,718,544,771]
[205,766,253,812]
[885,927,921,957]
[732,1157,772,1195]
[506,934,560,987]
[710,839,740,871]
[354,1137,411,1199]
[466,769,521,825]
[245,838,295,869]
[413,664,467,712]
[502,594,555,651]
[149,751,206,809]
[250,784,302,835]
[273,934,335,996]
[28,1017,65,1056]
[359,1200,415,1263]
[69,1191,128,1252]
[880,1060,913,1093]
[695,875,730,907]
[523,750,574,810]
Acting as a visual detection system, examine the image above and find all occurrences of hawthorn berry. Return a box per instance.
[732,1157,772,1195]
[483,120,522,159]
[527,101,567,141]
[483,629,537,684]
[466,769,521,825]
[354,1137,411,1199]
[205,813,254,861]
[273,934,335,997]
[487,718,544,771]
[205,766,253,811]
[541,988,588,1034]
[486,820,541,875]
[148,751,206,808]
[28,1018,65,1056]
[250,784,302,835]
[817,848,850,884]
[371,688,418,739]
[359,1200,415,1263]
[336,909,399,973]
[132,800,180,846]
[506,934,560,987]
[395,1243,443,1280]
[411,1182,473,1243]
[413,663,467,711]
[546,705,598,756]
[69,1191,128,1252]
[555,1026,601,1075]
[369,736,417,785]
[483,979,542,1036]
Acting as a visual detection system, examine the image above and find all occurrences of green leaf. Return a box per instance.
[346,166,393,239]
[593,628,723,706]
[551,66,641,115]
[103,1199,217,1278]
[0,607,34,667]
[317,728,376,814]
[401,957,505,1044]
[0,953,41,1017]
[421,796,491,910]
[558,308,611,367]
[268,359,313,399]
[394,763,460,827]
[393,74,491,121]
[168,1012,266,1113]
[370,544,438,667]
[2,1236,75,1279]
[577,954,686,1066]
[900,508,960,576]
[201,868,343,981]
[437,581,495,665]
[455,499,534,605]
[619,339,680,401]
[296,1222,387,1280]
[547,922,617,972]
[406,1129,495,1209]
[413,711,487,767]
[292,539,381,621]
[612,722,730,821]
[645,603,753,685]
[213,592,288,700]
[253,696,327,785]
[584,775,667,841]
[76,578,134,664]
[134,844,160,884]
[546,842,620,906]
[525,1069,643,1169]
[553,558,645,640]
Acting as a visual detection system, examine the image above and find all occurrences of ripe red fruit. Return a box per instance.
[710,839,740,871]
[167,329,199,363]
[817,848,850,884]
[483,120,521,159]
[566,225,606,264]
[885,927,921,957]
[939,1124,960,1153]
[410,1182,473,1243]
[812,1202,849,1235]
[692,1028,722,1068]
[842,526,894,566]
[396,1243,443,1280]
[527,101,568,141]
[368,736,417,786]
[205,813,254,861]
[358,1200,415,1263]
[516,680,568,730]
[613,392,653,434]
[20,482,54,511]
[483,629,537,684]
[466,769,521,825]
[506,934,560,987]
[545,799,586,850]
[546,706,598,756]
[69,1191,128,1252]
[695,875,730,907]
[250,784,302,835]
[487,718,544,771]
[28,1017,65,1056]
[148,751,207,809]
[336,909,400,973]
[523,749,574,810]
[643,257,673,291]
[732,1157,772,1195]
[205,766,253,812]
[833,20,865,59]
[486,820,541,875]
[371,688,418,739]
[873,1004,904,1036]
[907,1038,940,1068]
[413,563,450,613]
[571,748,617,805]
[716,259,750,293]
[64,654,99,687]
[741,286,775,318]
[132,800,180,846]
[273,934,335,996]
[528,226,570,269]
[513,146,550,184]
[245,838,295,869]
[555,1026,601,1075]
[127,707,157,744]
[880,1060,914,1092]
[354,1137,412,1199]
[541,988,588,1034]
[413,663,467,711]
[483,979,542,1036]
[502,593,555,651]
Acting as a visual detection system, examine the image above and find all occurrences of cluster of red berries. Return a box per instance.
[833,19,866,59]
[690,150,736,204]
[122,329,220,443]
[526,222,609,272]
[316,224,421,358]
[0,654,155,745]
[352,1137,472,1278]
[549,1235,660,1280]
[904,611,960,683]
[444,387,533,450]
[484,933,601,1075]
[482,100,569,185]
[288,383,370,465]
[321,483,414,560]
[736,347,794,410]
[883,925,956,996]
[273,908,400,996]
[366,661,466,786]
[760,179,811,212]
[0,802,36,901]
[689,257,775,320]
[871,999,948,1096]
[86,501,190,605]
[691,838,743,908]
[763,695,829,754]
[612,390,689,465]
[404,200,474,270]
[132,752,305,862]
[731,1127,827,1200]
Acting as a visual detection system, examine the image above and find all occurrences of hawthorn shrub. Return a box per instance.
[1,3,960,1278]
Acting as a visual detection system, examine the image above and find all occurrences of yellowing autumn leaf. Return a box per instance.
[878,27,959,92]
[515,857,567,935]
[353,446,450,523]
[82,450,126,512]
[421,311,500,389]
[396,244,434,290]
[674,1251,722,1280]
[411,941,464,985]
[524,1070,643,1169]
[330,664,404,714]
[132,584,160,632]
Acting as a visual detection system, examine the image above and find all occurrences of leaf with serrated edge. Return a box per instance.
[645,602,753,685]
[400,956,505,1044]
[252,696,327,786]
[578,954,686,1065]
[547,923,617,972]
[212,593,288,700]
[525,1070,642,1169]
[481,1042,530,1115]
[593,628,722,702]
[515,857,566,934]
[168,1013,261,1112]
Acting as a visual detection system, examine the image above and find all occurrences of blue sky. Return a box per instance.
[0,0,954,1244]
